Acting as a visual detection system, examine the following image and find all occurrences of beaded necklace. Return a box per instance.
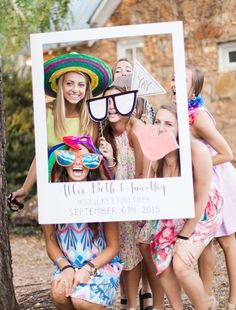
[188,95,204,110]
[188,95,205,126]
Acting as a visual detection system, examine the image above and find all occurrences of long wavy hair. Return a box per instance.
[52,72,95,139]
[155,104,180,177]
[186,64,204,97]
[56,145,100,239]
[101,85,132,163]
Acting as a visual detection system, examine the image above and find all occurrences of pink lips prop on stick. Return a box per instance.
[133,124,179,161]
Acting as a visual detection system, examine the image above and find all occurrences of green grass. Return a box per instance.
[8,224,42,236]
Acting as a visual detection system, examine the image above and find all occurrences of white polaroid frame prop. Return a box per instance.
[30,22,194,224]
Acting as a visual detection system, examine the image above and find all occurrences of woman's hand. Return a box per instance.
[140,113,150,124]
[72,267,91,290]
[10,187,28,203]
[54,268,75,297]
[99,137,114,160]
[173,241,196,267]
[173,239,205,268]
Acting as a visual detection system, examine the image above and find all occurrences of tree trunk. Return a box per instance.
[0,57,19,309]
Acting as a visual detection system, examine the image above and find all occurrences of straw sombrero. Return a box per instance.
[44,53,112,97]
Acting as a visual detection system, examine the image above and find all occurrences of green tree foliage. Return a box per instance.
[0,0,71,57]
[4,72,35,192]
[0,2,72,307]
[0,0,72,191]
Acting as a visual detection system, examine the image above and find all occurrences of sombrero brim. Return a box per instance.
[44,53,112,97]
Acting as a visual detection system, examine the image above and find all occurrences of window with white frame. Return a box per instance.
[219,41,236,71]
[117,37,144,62]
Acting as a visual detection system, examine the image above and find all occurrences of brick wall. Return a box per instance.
[61,0,236,162]
[113,0,236,163]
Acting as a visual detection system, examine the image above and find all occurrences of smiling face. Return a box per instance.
[154,108,178,138]
[66,145,90,182]
[62,72,87,105]
[114,60,133,78]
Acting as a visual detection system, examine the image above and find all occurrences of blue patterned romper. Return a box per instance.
[52,223,123,306]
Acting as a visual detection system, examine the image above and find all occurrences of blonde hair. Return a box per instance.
[53,72,95,138]
[111,58,133,79]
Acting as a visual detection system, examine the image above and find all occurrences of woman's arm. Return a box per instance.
[143,156,157,178]
[89,222,119,268]
[42,225,67,266]
[42,224,74,297]
[11,104,50,202]
[192,110,233,165]
[98,136,117,178]
[129,118,144,178]
[72,222,120,289]
[178,139,212,237]
[11,156,37,202]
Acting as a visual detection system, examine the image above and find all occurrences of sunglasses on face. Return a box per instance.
[55,150,102,170]
[87,90,138,122]
[7,193,24,212]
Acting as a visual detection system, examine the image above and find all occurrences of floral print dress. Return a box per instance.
[151,185,223,275]
[115,131,143,271]
[52,223,123,306]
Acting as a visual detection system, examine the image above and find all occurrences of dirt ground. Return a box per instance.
[10,228,230,310]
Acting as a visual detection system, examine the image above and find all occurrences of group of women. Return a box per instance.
[8,53,236,310]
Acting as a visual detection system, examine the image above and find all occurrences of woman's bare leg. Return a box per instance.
[123,263,141,308]
[72,298,104,310]
[159,265,182,310]
[140,261,152,308]
[198,240,215,296]
[217,234,236,305]
[140,243,165,309]
[120,272,128,308]
[173,242,207,310]
[51,282,75,310]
